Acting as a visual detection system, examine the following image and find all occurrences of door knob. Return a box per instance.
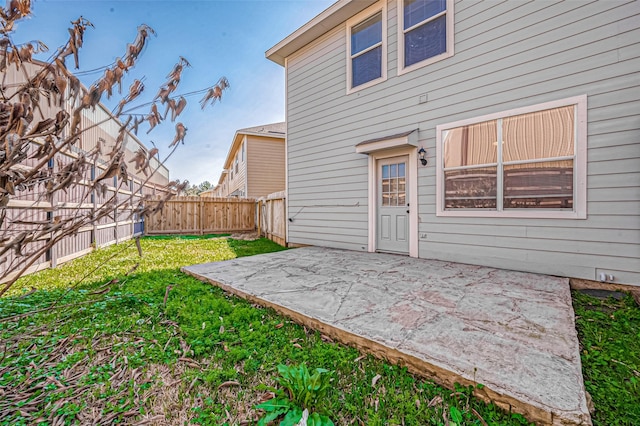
[406,210,410,214]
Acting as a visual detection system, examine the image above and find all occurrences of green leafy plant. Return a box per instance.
[450,405,463,424]
[256,363,334,426]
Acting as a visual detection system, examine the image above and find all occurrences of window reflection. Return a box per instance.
[442,105,576,210]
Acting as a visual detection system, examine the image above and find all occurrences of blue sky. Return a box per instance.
[14,0,334,185]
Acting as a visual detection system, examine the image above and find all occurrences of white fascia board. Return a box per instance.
[266,0,377,66]
[239,131,286,140]
[223,132,243,169]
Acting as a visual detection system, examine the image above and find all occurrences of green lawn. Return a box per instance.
[572,291,640,426]
[1,235,635,425]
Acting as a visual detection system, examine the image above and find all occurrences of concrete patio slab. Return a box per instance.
[182,247,591,425]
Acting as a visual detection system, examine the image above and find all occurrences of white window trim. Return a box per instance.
[397,0,454,76]
[435,95,588,219]
[346,1,387,95]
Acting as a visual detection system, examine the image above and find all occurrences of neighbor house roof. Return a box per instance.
[216,169,228,186]
[266,0,377,66]
[222,122,286,169]
[236,122,286,137]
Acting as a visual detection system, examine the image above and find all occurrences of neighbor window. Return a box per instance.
[436,96,587,219]
[347,3,387,93]
[398,0,453,73]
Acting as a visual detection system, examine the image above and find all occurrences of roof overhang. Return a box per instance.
[223,133,245,169]
[355,130,420,154]
[266,0,377,66]
[217,169,229,186]
[241,130,286,139]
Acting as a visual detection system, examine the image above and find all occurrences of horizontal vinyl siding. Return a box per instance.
[247,136,285,198]
[286,22,369,252]
[287,6,639,133]
[285,0,640,284]
[226,137,247,197]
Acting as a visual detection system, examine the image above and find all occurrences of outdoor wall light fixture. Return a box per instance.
[418,147,427,166]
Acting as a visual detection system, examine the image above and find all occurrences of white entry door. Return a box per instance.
[377,156,409,254]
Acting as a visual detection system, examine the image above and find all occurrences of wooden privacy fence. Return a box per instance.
[257,191,286,246]
[144,196,256,235]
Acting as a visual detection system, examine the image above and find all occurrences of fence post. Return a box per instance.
[129,178,134,239]
[199,197,204,235]
[45,158,57,268]
[91,164,97,248]
[269,199,273,240]
[48,157,57,268]
[257,200,261,236]
[114,196,118,245]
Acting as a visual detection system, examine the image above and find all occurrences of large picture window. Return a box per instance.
[347,3,386,93]
[398,0,453,73]
[436,96,587,219]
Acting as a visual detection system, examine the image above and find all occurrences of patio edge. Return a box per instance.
[182,266,591,426]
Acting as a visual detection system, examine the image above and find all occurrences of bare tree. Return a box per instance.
[0,1,229,296]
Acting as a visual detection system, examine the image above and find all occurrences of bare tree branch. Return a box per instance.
[0,3,229,296]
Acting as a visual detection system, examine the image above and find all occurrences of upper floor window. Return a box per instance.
[235,158,239,174]
[398,0,454,74]
[241,142,245,162]
[436,95,587,219]
[347,3,387,93]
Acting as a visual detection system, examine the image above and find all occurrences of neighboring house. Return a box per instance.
[2,59,170,278]
[3,60,170,188]
[212,123,286,198]
[199,188,216,197]
[81,102,170,188]
[209,169,229,198]
[266,0,640,285]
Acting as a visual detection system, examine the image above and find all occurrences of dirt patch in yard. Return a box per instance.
[229,232,260,241]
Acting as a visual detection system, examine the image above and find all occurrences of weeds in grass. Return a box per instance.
[1,236,534,425]
[573,290,640,426]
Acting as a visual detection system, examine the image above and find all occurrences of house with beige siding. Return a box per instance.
[209,123,286,198]
[3,60,170,188]
[267,0,640,285]
[1,59,169,278]
[199,171,229,198]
